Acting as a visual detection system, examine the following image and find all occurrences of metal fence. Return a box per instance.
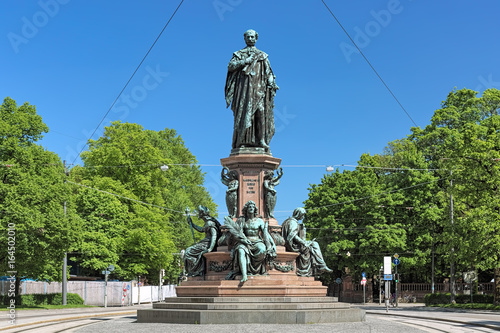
[0,281,177,306]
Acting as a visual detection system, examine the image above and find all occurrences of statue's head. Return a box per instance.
[244,29,258,47]
[229,170,239,180]
[264,170,274,179]
[197,205,210,217]
[292,207,306,221]
[242,200,258,216]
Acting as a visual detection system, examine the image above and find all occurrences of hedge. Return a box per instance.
[455,294,494,304]
[2,293,84,306]
[424,293,494,305]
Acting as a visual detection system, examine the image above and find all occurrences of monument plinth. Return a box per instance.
[137,29,364,325]
[221,153,281,224]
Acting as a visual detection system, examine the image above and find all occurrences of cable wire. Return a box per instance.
[313,178,442,210]
[66,180,184,214]
[71,0,185,166]
[320,0,418,127]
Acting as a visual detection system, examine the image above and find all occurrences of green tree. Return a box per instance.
[367,140,443,283]
[306,89,500,303]
[409,88,500,302]
[0,97,76,293]
[304,158,406,282]
[71,121,216,283]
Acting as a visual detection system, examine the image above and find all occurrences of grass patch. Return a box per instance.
[1,293,85,307]
[428,303,500,311]
[0,304,96,310]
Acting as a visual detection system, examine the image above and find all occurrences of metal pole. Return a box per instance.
[62,161,67,306]
[138,276,141,305]
[62,252,67,305]
[395,264,398,307]
[159,269,162,302]
[450,171,456,303]
[379,267,382,305]
[385,281,389,312]
[104,271,108,308]
[431,242,435,294]
[363,283,366,305]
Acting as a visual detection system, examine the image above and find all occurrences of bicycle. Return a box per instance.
[403,295,417,303]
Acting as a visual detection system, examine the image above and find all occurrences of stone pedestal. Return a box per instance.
[137,296,366,324]
[221,153,281,224]
[138,152,364,324]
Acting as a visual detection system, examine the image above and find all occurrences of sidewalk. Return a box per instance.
[352,302,500,330]
[1,303,152,329]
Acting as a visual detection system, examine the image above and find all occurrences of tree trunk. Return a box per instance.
[15,277,21,303]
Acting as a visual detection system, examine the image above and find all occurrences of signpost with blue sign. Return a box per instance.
[394,254,399,307]
[361,272,367,304]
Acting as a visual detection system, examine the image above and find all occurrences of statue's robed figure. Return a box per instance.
[225,29,278,150]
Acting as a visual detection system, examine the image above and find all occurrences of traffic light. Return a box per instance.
[395,274,399,283]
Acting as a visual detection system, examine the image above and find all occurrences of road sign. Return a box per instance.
[394,253,399,259]
[361,277,367,286]
[102,270,110,275]
[384,274,393,280]
[384,256,391,274]
[362,272,366,278]
[393,258,400,265]
[335,278,342,284]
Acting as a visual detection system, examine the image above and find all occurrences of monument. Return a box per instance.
[137,30,365,324]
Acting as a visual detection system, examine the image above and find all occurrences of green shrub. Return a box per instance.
[1,293,84,306]
[455,294,494,304]
[424,293,450,305]
[425,293,494,306]
[52,293,84,305]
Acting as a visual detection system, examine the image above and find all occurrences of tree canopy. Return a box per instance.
[69,121,216,282]
[0,98,217,286]
[0,97,76,288]
[305,88,500,301]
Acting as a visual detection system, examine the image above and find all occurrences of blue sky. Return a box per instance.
[2,1,500,221]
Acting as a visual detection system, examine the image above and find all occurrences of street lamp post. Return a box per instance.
[62,160,68,305]
[379,266,383,305]
[103,264,114,308]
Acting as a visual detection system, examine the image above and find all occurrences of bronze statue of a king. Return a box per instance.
[225,29,279,152]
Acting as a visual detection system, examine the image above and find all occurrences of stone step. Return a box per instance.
[180,279,323,287]
[154,301,347,311]
[175,286,328,297]
[161,296,339,303]
[137,307,365,324]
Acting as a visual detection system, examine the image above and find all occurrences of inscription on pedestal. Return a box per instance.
[243,178,257,194]
[241,172,261,212]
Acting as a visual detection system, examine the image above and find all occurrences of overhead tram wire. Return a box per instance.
[320,0,418,128]
[312,178,443,211]
[66,180,185,214]
[71,0,186,167]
